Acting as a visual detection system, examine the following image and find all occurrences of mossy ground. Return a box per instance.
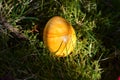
[0,0,120,80]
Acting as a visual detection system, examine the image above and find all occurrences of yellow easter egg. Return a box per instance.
[43,16,76,57]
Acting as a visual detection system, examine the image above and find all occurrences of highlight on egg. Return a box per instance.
[43,16,76,57]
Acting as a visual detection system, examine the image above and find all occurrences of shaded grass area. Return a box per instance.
[0,0,120,80]
[96,0,120,80]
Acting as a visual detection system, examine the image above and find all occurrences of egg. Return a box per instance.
[43,16,76,57]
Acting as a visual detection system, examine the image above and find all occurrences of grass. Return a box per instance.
[0,0,120,80]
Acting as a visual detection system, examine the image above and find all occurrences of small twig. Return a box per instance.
[0,15,28,40]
